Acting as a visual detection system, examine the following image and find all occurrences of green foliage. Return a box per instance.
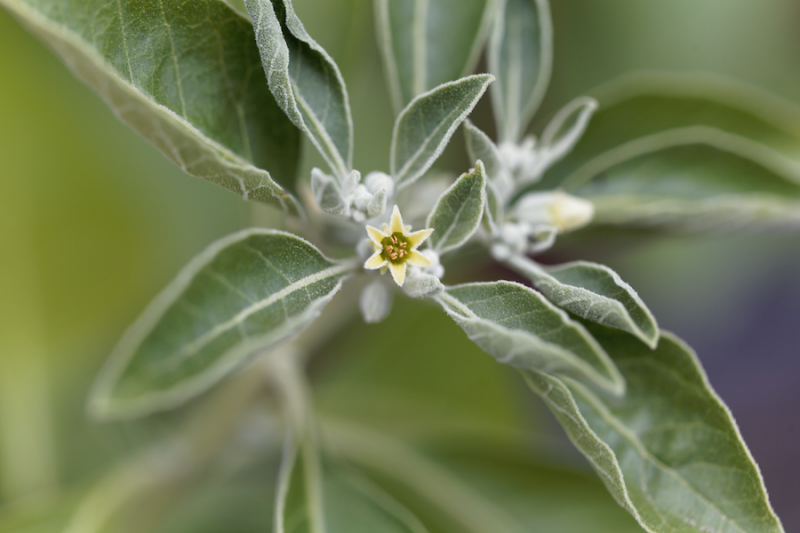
[89,231,356,419]
[0,0,302,212]
[1,0,791,531]
[524,325,784,533]
[391,74,494,188]
[426,161,487,254]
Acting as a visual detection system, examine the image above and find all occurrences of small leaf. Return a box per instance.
[392,75,494,189]
[1,0,302,212]
[247,0,353,179]
[505,254,658,348]
[276,434,430,533]
[89,230,356,419]
[375,0,495,111]
[426,161,487,254]
[523,325,784,533]
[527,96,598,182]
[464,120,514,197]
[437,282,624,395]
[489,0,553,142]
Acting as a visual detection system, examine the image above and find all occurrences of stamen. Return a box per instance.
[386,246,393,253]
[390,252,398,260]
[391,235,398,244]
[399,242,407,248]
[399,250,406,257]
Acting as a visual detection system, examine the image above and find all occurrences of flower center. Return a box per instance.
[380,233,411,263]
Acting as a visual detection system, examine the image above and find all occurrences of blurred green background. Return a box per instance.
[1,0,799,530]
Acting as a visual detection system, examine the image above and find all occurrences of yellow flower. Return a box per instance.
[364,205,433,286]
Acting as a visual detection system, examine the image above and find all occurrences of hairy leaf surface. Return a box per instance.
[1,0,302,211]
[489,0,552,142]
[375,0,495,111]
[523,325,784,533]
[437,282,624,395]
[541,73,800,230]
[392,75,493,189]
[90,230,355,419]
[426,161,487,253]
[506,254,658,348]
[247,0,353,179]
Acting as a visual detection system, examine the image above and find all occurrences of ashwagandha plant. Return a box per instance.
[2,0,797,531]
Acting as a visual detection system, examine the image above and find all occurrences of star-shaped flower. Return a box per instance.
[364,205,433,286]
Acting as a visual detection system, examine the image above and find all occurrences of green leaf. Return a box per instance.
[426,161,487,254]
[246,0,353,179]
[89,230,356,420]
[505,254,658,348]
[540,72,800,230]
[392,75,494,189]
[488,0,553,142]
[437,281,625,395]
[0,0,302,212]
[276,435,430,533]
[523,325,784,533]
[375,0,495,111]
[464,120,514,199]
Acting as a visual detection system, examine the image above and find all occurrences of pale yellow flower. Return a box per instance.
[364,205,433,286]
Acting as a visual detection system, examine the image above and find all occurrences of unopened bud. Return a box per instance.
[512,191,594,232]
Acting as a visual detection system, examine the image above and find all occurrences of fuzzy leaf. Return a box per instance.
[276,435,429,533]
[247,0,353,179]
[540,73,800,231]
[464,120,513,198]
[1,0,302,212]
[392,75,494,189]
[375,0,495,111]
[506,255,658,348]
[437,282,624,395]
[426,161,487,253]
[89,230,355,419]
[489,0,553,142]
[523,325,784,533]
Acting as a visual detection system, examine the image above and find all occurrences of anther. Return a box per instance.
[399,242,407,248]
[390,253,398,260]
[391,235,398,244]
[386,246,393,253]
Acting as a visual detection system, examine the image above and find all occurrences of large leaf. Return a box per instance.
[374,0,495,111]
[488,0,553,143]
[505,254,658,348]
[89,230,357,420]
[276,434,429,533]
[0,0,302,212]
[539,72,800,230]
[426,161,487,254]
[524,325,784,533]
[247,0,353,179]
[391,75,494,189]
[437,281,624,395]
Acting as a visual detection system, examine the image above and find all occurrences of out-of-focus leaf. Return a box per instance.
[524,325,784,533]
[374,0,495,111]
[275,435,429,533]
[89,230,357,420]
[505,254,658,348]
[247,0,353,179]
[0,0,302,212]
[426,161,486,254]
[488,0,553,142]
[463,120,513,199]
[437,282,624,395]
[324,422,643,533]
[392,75,493,189]
[540,72,800,230]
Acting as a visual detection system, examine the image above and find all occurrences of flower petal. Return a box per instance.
[390,205,405,234]
[388,261,407,286]
[405,250,432,267]
[366,225,387,245]
[364,252,387,270]
[406,228,434,248]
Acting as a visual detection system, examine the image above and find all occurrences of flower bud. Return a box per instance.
[512,191,594,232]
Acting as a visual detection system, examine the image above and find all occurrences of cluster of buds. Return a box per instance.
[311,169,394,222]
